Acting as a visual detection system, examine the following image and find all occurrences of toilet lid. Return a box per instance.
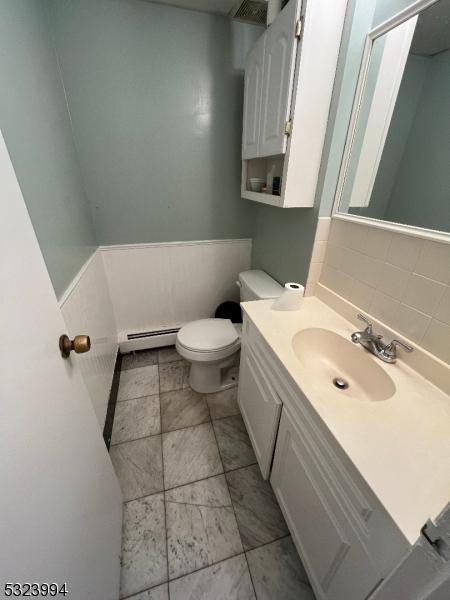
[178,319,239,352]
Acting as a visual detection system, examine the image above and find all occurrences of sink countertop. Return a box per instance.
[241,296,450,545]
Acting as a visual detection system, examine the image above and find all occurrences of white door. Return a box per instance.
[242,33,265,159]
[259,0,301,157]
[0,132,122,600]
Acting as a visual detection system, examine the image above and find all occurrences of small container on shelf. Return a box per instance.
[249,177,266,192]
[272,176,281,195]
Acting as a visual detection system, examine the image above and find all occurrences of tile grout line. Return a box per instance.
[208,403,260,599]
[210,402,259,599]
[111,410,242,447]
[158,363,171,600]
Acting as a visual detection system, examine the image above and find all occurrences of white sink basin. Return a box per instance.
[292,328,395,402]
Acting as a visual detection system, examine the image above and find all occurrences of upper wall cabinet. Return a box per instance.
[241,0,348,208]
[242,34,265,159]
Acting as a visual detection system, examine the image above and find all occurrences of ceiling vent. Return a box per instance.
[231,0,268,25]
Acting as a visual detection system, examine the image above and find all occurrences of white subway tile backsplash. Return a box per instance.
[315,217,331,241]
[369,291,399,326]
[395,304,431,344]
[422,320,450,364]
[402,274,446,315]
[311,240,328,263]
[346,222,368,253]
[364,227,393,261]
[318,219,450,363]
[355,254,384,289]
[307,261,323,283]
[435,287,450,324]
[305,282,316,297]
[378,263,410,300]
[347,280,375,311]
[321,264,354,297]
[415,240,450,285]
[324,242,342,270]
[305,218,332,292]
[386,234,422,271]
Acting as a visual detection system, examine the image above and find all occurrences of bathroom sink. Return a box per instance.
[292,328,395,402]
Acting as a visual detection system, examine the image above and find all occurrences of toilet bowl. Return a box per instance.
[176,319,241,394]
[176,270,283,394]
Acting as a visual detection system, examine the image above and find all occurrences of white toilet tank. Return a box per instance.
[238,269,283,301]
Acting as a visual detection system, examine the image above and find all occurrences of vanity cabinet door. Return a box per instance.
[242,34,265,159]
[271,408,381,600]
[258,0,301,157]
[238,346,282,479]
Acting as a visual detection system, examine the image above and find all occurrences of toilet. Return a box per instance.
[176,270,283,393]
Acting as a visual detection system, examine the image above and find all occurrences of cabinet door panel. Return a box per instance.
[271,409,350,588]
[242,34,265,159]
[238,347,281,478]
[259,0,300,156]
[271,409,380,600]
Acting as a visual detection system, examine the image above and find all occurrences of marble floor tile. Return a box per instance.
[165,475,243,579]
[118,365,159,401]
[126,583,168,600]
[162,423,223,489]
[122,349,158,370]
[226,464,289,550]
[246,536,314,600]
[169,555,255,600]
[120,494,167,599]
[158,346,182,364]
[207,387,240,420]
[212,415,256,471]
[159,360,189,393]
[160,388,209,432]
[110,436,163,501]
[111,395,160,445]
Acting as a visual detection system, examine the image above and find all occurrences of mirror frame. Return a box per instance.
[332,0,450,244]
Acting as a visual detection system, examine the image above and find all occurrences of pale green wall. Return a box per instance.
[45,0,261,245]
[0,0,96,298]
[384,49,450,231]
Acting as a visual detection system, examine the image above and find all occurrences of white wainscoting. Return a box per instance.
[60,250,118,428]
[101,239,252,342]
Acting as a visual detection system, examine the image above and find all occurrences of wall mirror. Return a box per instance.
[335,0,450,237]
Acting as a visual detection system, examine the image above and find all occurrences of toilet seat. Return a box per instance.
[177,318,239,353]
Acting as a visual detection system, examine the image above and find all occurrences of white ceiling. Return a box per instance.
[140,0,238,16]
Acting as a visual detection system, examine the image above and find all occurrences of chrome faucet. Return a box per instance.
[351,313,413,364]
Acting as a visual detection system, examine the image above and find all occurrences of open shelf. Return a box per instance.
[241,154,285,206]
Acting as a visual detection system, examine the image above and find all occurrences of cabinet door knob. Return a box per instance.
[59,334,91,359]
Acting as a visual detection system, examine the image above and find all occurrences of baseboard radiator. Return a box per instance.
[119,327,180,353]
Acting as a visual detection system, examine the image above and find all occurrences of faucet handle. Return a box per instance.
[384,339,414,359]
[357,313,373,333]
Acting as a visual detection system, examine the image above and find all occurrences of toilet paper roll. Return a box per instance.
[271,282,304,311]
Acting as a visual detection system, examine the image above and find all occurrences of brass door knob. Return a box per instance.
[59,334,91,359]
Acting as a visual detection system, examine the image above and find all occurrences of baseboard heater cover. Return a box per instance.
[119,327,180,352]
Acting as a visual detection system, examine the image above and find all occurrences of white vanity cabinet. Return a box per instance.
[241,0,348,207]
[239,315,409,600]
